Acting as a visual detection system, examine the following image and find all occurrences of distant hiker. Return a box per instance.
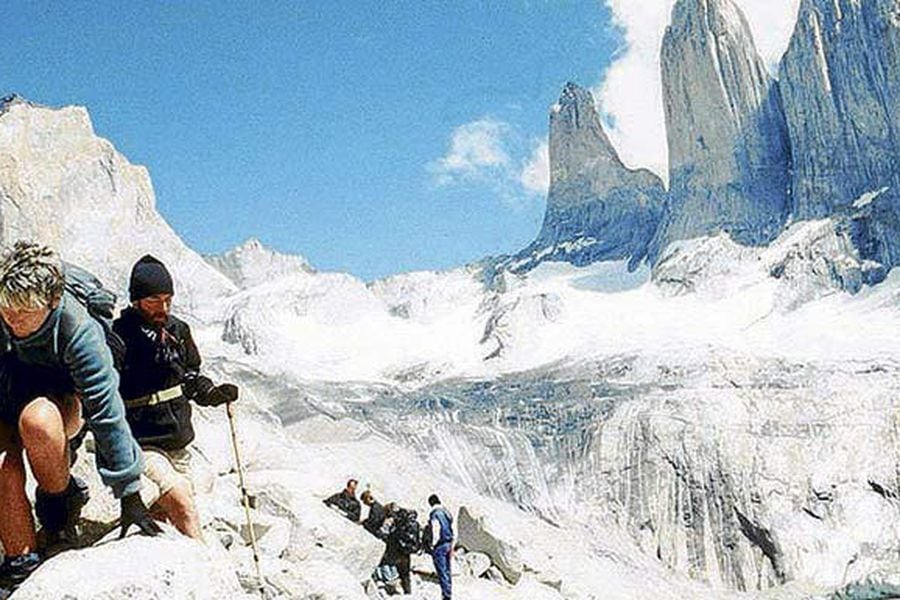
[324,478,362,522]
[114,255,238,540]
[378,504,421,595]
[0,242,160,593]
[424,494,454,600]
[361,489,387,536]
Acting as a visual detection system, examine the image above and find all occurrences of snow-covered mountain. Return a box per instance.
[205,238,314,289]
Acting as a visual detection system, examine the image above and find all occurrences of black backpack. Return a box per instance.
[60,262,126,370]
[420,519,434,554]
[394,509,421,554]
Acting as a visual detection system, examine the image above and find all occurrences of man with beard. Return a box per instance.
[114,255,237,540]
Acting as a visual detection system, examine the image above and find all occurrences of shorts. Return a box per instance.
[0,355,76,427]
[141,445,193,498]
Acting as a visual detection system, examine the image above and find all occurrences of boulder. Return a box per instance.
[12,533,244,599]
[456,505,524,584]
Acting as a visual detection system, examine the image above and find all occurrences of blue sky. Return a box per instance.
[3,2,620,280]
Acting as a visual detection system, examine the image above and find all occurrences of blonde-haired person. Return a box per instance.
[0,242,159,593]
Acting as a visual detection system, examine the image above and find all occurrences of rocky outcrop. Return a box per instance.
[12,535,245,599]
[780,0,900,268]
[652,0,791,260]
[456,505,525,584]
[206,237,314,289]
[510,83,665,272]
[0,98,235,317]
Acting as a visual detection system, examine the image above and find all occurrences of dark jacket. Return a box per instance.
[379,511,414,594]
[363,501,387,537]
[113,307,201,450]
[1,293,143,498]
[323,490,361,522]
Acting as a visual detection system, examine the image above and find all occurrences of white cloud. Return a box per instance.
[430,118,511,185]
[597,0,802,183]
[520,140,550,196]
[431,118,547,204]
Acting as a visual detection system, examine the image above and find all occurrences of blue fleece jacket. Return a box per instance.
[4,292,142,498]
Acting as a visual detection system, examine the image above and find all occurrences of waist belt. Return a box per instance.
[124,385,184,408]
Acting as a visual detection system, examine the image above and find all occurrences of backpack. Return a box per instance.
[394,509,421,554]
[60,262,126,370]
[420,519,434,554]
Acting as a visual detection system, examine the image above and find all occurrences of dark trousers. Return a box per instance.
[380,549,411,594]
[432,542,452,599]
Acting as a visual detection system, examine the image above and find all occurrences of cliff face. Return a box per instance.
[652,0,791,260]
[510,83,664,272]
[780,0,900,267]
[0,96,235,316]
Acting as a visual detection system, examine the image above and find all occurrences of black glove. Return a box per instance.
[119,492,162,539]
[184,374,215,401]
[196,383,239,407]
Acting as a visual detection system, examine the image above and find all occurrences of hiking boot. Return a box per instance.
[0,552,41,595]
[35,475,90,552]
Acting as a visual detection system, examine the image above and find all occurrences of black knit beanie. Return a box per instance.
[129,255,173,302]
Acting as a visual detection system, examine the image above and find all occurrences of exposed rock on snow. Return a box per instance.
[456,505,525,584]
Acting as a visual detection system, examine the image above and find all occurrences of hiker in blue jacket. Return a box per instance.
[426,494,454,600]
[0,242,160,593]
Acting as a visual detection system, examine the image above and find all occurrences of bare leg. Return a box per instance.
[18,397,71,494]
[154,478,203,540]
[0,437,36,556]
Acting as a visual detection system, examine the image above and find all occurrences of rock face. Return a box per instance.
[205,237,314,289]
[511,83,665,272]
[780,0,900,268]
[0,96,235,316]
[651,0,791,260]
[456,505,525,584]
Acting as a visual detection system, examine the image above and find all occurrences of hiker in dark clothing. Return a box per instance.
[378,504,420,595]
[426,494,454,600]
[114,255,238,540]
[0,243,159,593]
[324,478,361,522]
[361,490,387,537]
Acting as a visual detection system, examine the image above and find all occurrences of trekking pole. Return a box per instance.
[226,400,266,598]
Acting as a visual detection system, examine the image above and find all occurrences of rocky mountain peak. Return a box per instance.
[549,82,621,186]
[651,0,791,261]
[779,0,900,268]
[0,99,235,317]
[669,0,750,39]
[504,82,665,273]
